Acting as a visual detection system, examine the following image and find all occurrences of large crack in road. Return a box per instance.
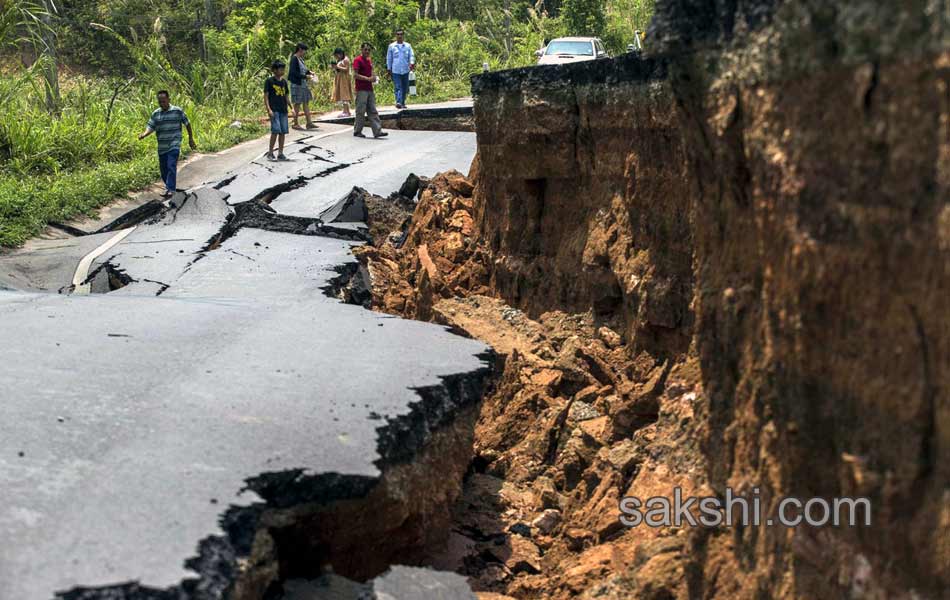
[0,126,487,600]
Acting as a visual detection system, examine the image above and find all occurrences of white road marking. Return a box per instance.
[70,227,138,295]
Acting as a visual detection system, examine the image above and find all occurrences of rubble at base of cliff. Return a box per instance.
[353,169,489,320]
[356,171,706,599]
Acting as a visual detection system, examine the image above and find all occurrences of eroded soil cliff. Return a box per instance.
[355,2,949,598]
[652,1,950,597]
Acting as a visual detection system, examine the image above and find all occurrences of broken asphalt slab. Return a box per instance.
[0,232,137,293]
[79,188,237,296]
[0,231,490,599]
[0,127,473,296]
[316,100,473,127]
[213,130,475,219]
[38,127,321,239]
[0,128,487,600]
[282,566,475,600]
[78,188,368,298]
[211,138,347,206]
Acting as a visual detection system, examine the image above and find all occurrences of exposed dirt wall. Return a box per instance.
[471,2,949,595]
[356,2,949,597]
[650,1,950,597]
[471,56,693,362]
[464,54,707,600]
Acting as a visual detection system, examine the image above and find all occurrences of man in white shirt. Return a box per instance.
[386,29,415,109]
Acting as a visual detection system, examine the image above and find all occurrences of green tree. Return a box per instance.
[561,0,604,37]
[0,0,43,48]
[603,0,653,53]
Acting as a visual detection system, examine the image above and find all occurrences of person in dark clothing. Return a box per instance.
[264,61,290,161]
[289,42,317,130]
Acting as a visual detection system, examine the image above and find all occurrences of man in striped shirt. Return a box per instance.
[138,91,196,198]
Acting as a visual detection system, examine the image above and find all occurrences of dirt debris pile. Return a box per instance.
[357,168,702,599]
[428,296,704,600]
[354,169,492,320]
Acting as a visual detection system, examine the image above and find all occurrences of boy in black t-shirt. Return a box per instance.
[264,61,290,161]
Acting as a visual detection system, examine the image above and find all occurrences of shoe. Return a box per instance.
[374,131,389,138]
[291,124,304,131]
[265,152,276,161]
[306,123,319,130]
[277,154,289,161]
[161,190,174,199]
[354,132,366,138]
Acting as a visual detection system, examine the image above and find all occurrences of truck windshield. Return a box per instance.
[545,41,594,56]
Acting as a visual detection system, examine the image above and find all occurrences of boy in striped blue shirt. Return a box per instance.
[139,91,196,198]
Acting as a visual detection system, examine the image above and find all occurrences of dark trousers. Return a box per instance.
[158,149,180,193]
[393,72,410,106]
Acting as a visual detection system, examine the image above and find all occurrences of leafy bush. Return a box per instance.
[561,0,606,38]
[409,19,487,79]
[604,0,653,53]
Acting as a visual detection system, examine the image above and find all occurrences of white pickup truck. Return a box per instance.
[535,37,610,65]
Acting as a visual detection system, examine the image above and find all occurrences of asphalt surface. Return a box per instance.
[283,566,475,600]
[213,128,476,216]
[0,124,485,599]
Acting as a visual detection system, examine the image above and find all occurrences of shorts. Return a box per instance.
[270,111,289,135]
[291,82,312,104]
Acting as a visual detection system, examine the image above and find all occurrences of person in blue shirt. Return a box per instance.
[386,29,415,109]
[138,91,196,198]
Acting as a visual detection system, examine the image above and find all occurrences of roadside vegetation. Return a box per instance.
[0,0,654,247]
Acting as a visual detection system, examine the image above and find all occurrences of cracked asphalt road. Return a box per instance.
[0,124,485,600]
